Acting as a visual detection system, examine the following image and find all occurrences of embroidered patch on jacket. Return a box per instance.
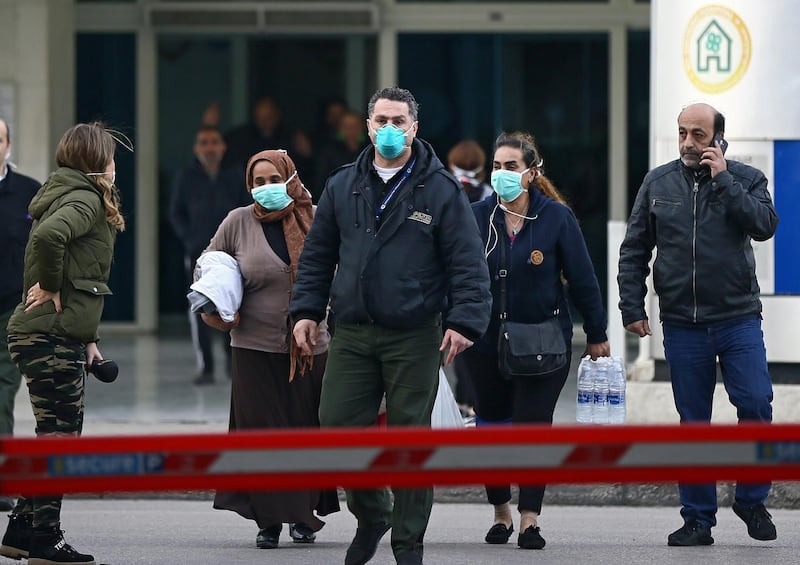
[408,211,433,225]
[530,250,544,265]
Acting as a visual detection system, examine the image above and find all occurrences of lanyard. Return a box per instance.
[375,156,416,223]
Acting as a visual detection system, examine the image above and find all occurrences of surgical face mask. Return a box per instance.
[373,122,415,159]
[490,168,530,202]
[87,170,116,186]
[251,171,297,211]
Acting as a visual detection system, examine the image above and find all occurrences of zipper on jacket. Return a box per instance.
[692,180,699,322]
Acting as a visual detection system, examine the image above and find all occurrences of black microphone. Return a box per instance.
[90,359,119,383]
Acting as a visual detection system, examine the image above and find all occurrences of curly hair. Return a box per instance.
[494,131,568,207]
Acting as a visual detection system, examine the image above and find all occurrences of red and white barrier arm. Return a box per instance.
[1,424,799,495]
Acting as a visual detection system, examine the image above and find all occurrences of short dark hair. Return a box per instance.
[367,87,419,121]
[196,124,222,139]
[713,111,725,134]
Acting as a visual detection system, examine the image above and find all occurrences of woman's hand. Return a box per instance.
[85,342,103,367]
[583,340,611,360]
[201,312,240,331]
[24,282,62,313]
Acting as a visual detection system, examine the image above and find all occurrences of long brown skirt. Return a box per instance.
[213,347,340,530]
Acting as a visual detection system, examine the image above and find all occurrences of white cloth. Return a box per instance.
[189,251,243,322]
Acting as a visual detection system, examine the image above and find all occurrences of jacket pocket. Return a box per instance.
[70,279,113,296]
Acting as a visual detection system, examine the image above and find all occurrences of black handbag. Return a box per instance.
[496,233,567,378]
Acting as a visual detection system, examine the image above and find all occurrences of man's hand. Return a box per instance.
[701,140,728,178]
[201,312,240,331]
[625,319,652,337]
[24,282,61,313]
[293,319,320,356]
[439,329,473,366]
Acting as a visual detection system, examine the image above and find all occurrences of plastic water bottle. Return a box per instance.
[591,357,610,424]
[576,356,593,424]
[608,356,627,424]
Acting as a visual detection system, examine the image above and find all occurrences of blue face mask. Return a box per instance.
[374,123,415,159]
[490,168,530,202]
[252,171,296,211]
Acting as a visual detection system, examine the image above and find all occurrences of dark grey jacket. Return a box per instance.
[618,159,778,326]
[289,138,491,341]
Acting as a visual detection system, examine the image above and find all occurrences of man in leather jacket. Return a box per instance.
[618,103,779,547]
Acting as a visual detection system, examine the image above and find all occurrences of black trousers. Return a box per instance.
[460,346,571,514]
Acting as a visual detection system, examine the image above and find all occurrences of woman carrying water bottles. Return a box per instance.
[460,131,610,550]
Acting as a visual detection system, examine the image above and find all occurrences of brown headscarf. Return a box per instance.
[245,149,315,381]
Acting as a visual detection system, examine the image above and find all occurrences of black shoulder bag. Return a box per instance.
[496,234,568,378]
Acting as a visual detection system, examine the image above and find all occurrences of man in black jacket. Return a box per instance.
[0,118,40,510]
[618,103,779,547]
[291,87,491,565]
[169,125,249,384]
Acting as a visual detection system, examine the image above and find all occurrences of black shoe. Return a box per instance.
[0,496,14,511]
[517,525,546,549]
[344,523,391,565]
[395,551,423,565]
[193,371,214,385]
[484,523,513,544]
[732,502,777,541]
[667,520,714,546]
[256,524,282,549]
[0,513,33,560]
[289,522,316,544]
[28,526,95,565]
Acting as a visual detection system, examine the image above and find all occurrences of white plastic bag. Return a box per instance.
[431,368,464,428]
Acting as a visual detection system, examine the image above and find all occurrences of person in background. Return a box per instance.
[223,97,313,180]
[618,102,779,547]
[169,125,250,384]
[447,139,493,204]
[0,122,128,565]
[465,131,609,550]
[202,149,339,550]
[313,110,369,202]
[0,118,40,512]
[290,86,491,565]
[445,139,494,417]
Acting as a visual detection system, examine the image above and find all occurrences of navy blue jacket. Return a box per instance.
[0,168,40,313]
[290,138,491,341]
[472,189,607,356]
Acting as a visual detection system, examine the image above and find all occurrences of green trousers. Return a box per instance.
[319,317,442,557]
[0,307,23,436]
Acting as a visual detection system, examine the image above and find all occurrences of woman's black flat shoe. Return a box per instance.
[485,523,513,544]
[289,523,317,544]
[256,524,282,549]
[517,525,546,549]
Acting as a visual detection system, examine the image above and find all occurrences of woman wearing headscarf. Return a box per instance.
[199,149,339,549]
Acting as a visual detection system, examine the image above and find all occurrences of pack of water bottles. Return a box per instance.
[576,356,626,424]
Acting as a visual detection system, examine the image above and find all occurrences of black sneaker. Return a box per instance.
[732,502,777,541]
[517,525,546,549]
[0,512,33,559]
[289,522,316,543]
[256,524,282,549]
[667,520,714,546]
[28,526,95,565]
[395,551,423,565]
[344,523,391,565]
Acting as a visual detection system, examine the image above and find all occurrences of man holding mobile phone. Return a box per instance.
[618,103,779,547]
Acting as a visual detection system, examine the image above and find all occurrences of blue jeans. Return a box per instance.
[663,315,773,528]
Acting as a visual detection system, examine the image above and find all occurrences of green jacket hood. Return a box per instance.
[29,168,101,220]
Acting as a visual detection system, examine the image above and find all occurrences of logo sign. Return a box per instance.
[682,5,752,94]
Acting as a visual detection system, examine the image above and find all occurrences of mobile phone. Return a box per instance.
[712,132,728,155]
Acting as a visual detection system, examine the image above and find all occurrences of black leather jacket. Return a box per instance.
[618,159,778,326]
